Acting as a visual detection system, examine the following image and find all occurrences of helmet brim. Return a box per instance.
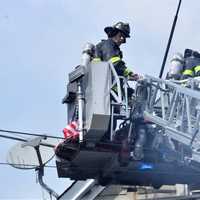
[104,26,130,38]
[120,30,130,38]
[104,26,116,36]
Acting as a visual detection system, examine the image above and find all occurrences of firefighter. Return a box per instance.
[94,22,145,161]
[193,50,200,77]
[182,49,200,79]
[182,48,194,79]
[94,22,139,81]
[166,52,184,80]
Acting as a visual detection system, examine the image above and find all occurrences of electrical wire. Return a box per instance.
[2,134,197,176]
[0,128,64,140]
[0,133,27,142]
[0,162,56,168]
[0,133,57,148]
[1,131,200,176]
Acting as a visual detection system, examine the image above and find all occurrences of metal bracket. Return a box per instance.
[22,137,59,199]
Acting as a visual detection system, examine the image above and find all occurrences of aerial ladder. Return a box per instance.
[54,41,200,198]
[104,62,200,168]
[56,1,200,197]
[135,75,200,164]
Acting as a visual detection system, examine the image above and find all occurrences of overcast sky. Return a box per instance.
[0,0,200,199]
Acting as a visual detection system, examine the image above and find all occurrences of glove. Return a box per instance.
[128,73,140,81]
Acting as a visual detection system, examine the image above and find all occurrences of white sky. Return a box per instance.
[0,0,200,199]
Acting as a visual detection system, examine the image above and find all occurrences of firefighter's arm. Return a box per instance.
[104,42,140,79]
[110,59,140,80]
[124,67,141,81]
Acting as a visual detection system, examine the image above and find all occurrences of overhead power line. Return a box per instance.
[0,128,64,140]
[0,162,56,168]
[159,0,182,78]
[0,133,58,148]
[0,133,27,142]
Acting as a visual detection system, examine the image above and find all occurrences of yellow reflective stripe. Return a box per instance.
[124,68,132,77]
[182,69,193,76]
[92,58,101,62]
[194,65,200,73]
[110,56,121,63]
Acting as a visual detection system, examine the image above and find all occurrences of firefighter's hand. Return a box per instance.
[128,73,140,81]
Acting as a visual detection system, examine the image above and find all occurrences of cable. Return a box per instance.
[0,133,27,142]
[159,0,182,78]
[0,128,64,140]
[0,133,57,148]
[0,162,56,168]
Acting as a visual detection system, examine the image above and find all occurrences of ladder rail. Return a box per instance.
[140,75,200,163]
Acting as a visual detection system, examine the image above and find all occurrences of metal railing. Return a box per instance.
[141,75,200,163]
[108,62,131,141]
